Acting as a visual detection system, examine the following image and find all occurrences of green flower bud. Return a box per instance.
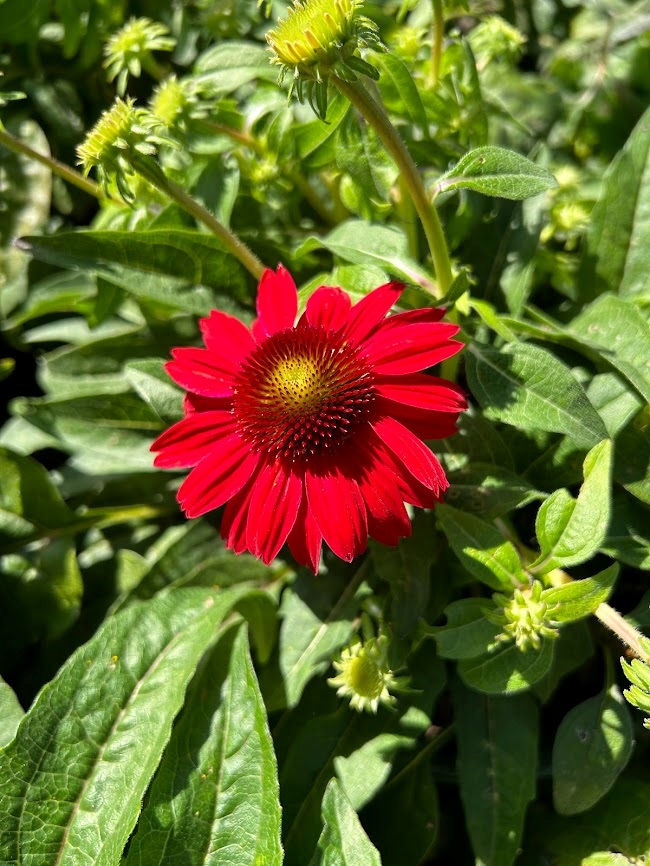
[621,646,650,730]
[488,581,559,652]
[77,97,176,203]
[266,0,385,119]
[104,17,175,95]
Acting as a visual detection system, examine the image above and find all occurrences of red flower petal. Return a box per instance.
[183,393,232,415]
[344,282,403,344]
[199,310,255,364]
[371,415,447,494]
[357,458,411,546]
[256,264,298,336]
[151,411,236,468]
[377,307,446,332]
[287,489,323,573]
[221,474,257,555]
[305,286,352,332]
[375,396,461,441]
[376,374,467,412]
[178,434,260,518]
[363,323,463,375]
[166,348,235,397]
[246,459,302,563]
[306,465,368,562]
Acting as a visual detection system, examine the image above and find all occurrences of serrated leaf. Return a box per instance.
[124,623,282,866]
[466,341,608,449]
[435,146,557,200]
[454,680,539,866]
[552,684,634,815]
[543,564,618,623]
[580,104,650,299]
[436,503,525,590]
[533,440,613,572]
[310,778,381,866]
[459,637,555,694]
[431,598,500,660]
[0,587,253,866]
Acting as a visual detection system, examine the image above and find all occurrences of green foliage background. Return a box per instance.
[0,1,649,864]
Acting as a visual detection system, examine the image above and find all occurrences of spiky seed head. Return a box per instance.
[328,635,405,713]
[487,580,559,652]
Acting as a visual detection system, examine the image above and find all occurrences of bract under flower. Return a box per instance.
[151,267,467,573]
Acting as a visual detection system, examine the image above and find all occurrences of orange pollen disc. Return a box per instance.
[232,324,375,460]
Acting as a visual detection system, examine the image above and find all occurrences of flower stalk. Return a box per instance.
[594,602,650,663]
[332,74,452,297]
[0,125,104,199]
[430,0,444,87]
[130,155,265,279]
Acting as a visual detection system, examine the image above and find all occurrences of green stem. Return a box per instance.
[132,156,266,280]
[333,75,452,297]
[0,125,104,199]
[594,602,650,663]
[430,0,444,88]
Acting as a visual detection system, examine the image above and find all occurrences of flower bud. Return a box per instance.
[328,635,405,713]
[488,581,559,652]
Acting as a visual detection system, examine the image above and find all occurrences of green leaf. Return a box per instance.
[0,676,24,748]
[194,41,279,91]
[0,587,253,866]
[602,492,650,570]
[431,598,500,660]
[370,512,437,638]
[436,503,526,590]
[125,358,184,424]
[459,638,555,694]
[13,393,163,473]
[454,680,539,866]
[552,684,634,815]
[310,778,381,866]
[295,220,436,294]
[273,569,369,710]
[376,54,427,129]
[18,229,249,314]
[543,564,619,623]
[0,447,77,548]
[112,520,269,611]
[435,146,557,200]
[533,440,613,572]
[294,95,351,168]
[466,341,609,449]
[580,104,650,299]
[569,294,650,404]
[614,408,650,505]
[444,462,544,519]
[124,623,282,866]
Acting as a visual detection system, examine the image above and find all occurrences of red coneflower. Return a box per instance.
[151,266,466,572]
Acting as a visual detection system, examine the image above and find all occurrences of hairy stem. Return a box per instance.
[132,156,266,279]
[0,125,103,199]
[430,0,444,87]
[333,75,452,297]
[594,602,650,663]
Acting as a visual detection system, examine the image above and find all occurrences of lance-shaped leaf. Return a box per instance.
[124,623,282,866]
[533,440,613,572]
[309,778,381,866]
[434,146,557,200]
[454,680,539,866]
[0,586,252,866]
[543,564,619,624]
[580,104,650,299]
